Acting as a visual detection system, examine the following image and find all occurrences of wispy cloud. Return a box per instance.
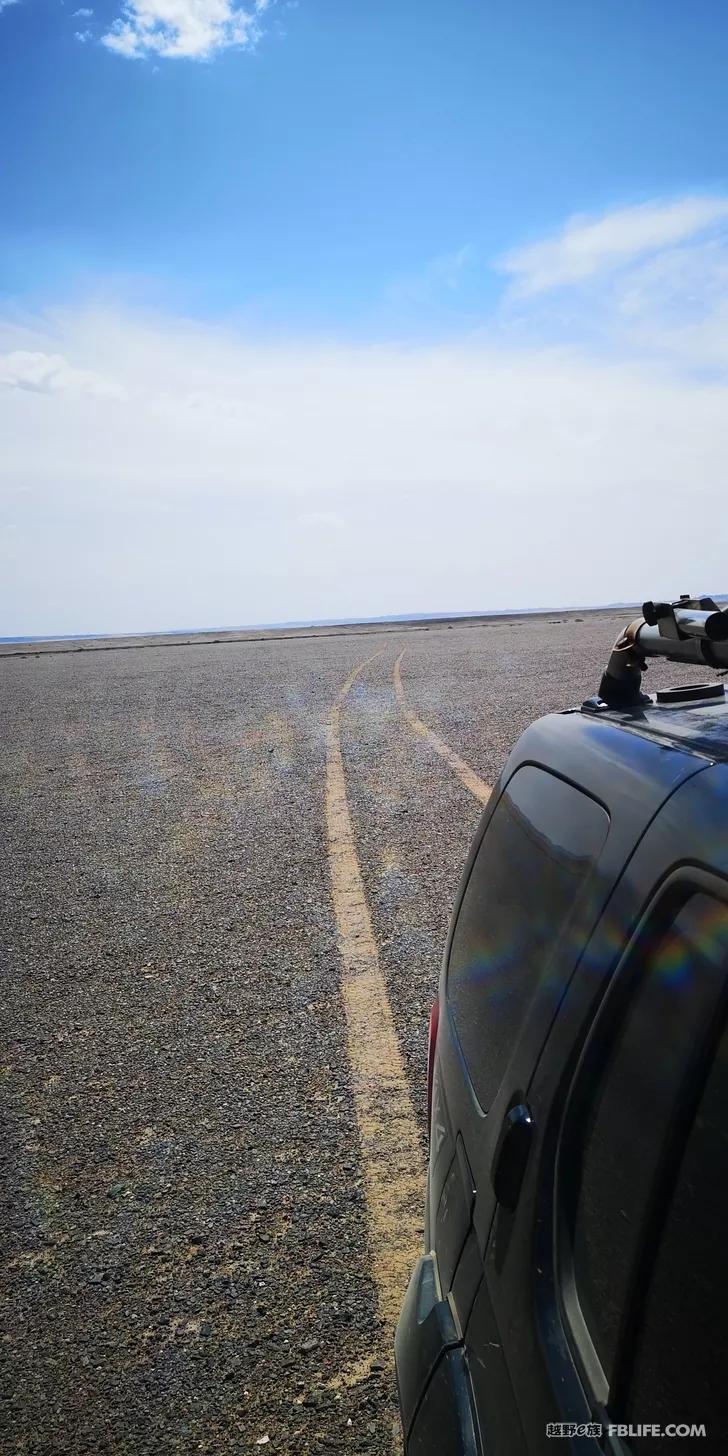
[2,270,728,635]
[0,0,19,13]
[387,244,475,310]
[75,28,93,41]
[500,195,728,296]
[72,6,93,15]
[0,349,125,398]
[102,0,271,61]
[297,511,346,531]
[3,193,728,635]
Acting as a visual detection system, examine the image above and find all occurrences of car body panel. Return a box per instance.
[433,712,711,1302]
[484,764,728,1453]
[397,697,728,1455]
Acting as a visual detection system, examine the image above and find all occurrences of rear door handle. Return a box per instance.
[491,1102,534,1211]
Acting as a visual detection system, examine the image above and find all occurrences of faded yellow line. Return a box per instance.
[394,650,492,806]
[326,654,425,1331]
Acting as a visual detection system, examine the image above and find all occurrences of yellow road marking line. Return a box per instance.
[394,650,492,806]
[326,654,425,1332]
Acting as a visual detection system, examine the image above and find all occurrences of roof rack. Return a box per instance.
[588,595,728,711]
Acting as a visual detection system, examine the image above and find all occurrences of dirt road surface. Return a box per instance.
[1,611,701,1454]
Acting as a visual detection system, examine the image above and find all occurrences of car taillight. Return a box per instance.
[426,998,440,1134]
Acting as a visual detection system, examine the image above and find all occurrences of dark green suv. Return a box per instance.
[396,596,728,1456]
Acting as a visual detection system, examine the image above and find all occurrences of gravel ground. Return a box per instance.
[0,611,710,1455]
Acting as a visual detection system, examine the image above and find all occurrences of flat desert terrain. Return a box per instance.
[0,610,703,1455]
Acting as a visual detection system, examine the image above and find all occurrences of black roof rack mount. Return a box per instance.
[590,595,728,710]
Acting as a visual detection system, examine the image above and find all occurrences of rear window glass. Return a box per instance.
[623,1000,728,1447]
[447,766,609,1110]
[566,892,728,1391]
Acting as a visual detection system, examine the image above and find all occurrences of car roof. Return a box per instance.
[580,696,728,764]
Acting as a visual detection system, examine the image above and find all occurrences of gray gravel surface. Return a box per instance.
[340,610,712,1125]
[0,611,712,1454]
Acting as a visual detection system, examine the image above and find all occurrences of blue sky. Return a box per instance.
[2,0,728,634]
[3,0,728,329]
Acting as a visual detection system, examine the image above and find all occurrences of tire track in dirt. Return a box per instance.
[325,655,425,1336]
[393,650,491,806]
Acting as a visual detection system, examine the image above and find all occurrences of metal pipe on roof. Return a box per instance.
[593,597,728,709]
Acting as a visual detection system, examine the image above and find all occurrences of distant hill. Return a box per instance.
[3,596,726,645]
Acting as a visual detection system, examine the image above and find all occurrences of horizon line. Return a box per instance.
[0,598,658,646]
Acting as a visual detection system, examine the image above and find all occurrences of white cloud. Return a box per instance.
[0,349,125,398]
[298,511,346,531]
[0,0,19,12]
[75,28,93,40]
[73,7,94,14]
[102,0,270,60]
[493,195,728,380]
[386,245,475,311]
[2,266,728,636]
[3,192,728,634]
[500,195,728,296]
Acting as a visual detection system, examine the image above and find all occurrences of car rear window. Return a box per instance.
[622,1003,728,1449]
[562,891,728,1397]
[447,765,609,1111]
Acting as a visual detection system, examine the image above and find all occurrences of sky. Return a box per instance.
[1,0,728,636]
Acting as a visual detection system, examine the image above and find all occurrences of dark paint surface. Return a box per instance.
[398,699,728,1456]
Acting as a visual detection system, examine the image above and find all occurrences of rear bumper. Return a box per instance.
[395,1254,480,1456]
